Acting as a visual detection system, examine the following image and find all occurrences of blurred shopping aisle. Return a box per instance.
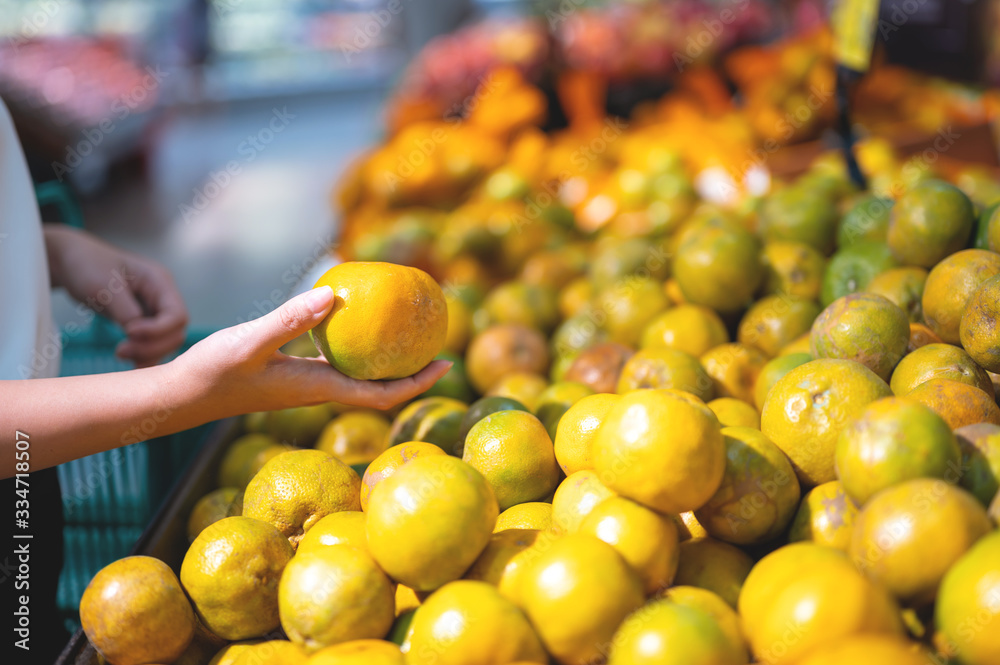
[51,89,384,333]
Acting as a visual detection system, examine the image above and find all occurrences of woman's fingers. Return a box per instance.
[292,357,453,410]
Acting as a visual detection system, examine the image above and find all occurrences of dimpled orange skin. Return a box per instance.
[694,426,801,545]
[835,397,961,506]
[906,378,1000,430]
[849,479,992,607]
[518,534,645,665]
[707,397,760,429]
[760,240,826,301]
[754,352,813,412]
[809,293,910,382]
[700,342,769,405]
[954,423,1000,505]
[787,481,858,551]
[296,511,368,555]
[230,640,306,665]
[791,636,933,665]
[935,530,1000,665]
[640,304,730,358]
[673,217,763,314]
[551,469,617,534]
[738,295,821,358]
[278,547,395,653]
[961,274,1000,373]
[738,543,848,631]
[243,449,362,548]
[592,389,725,514]
[921,249,1000,345]
[674,537,754,609]
[616,347,715,401]
[658,586,749,664]
[608,600,746,665]
[181,517,294,641]
[494,502,553,532]
[408,580,548,665]
[366,456,499,592]
[306,639,403,665]
[311,262,447,380]
[554,393,621,475]
[578,496,681,595]
[865,266,928,323]
[761,359,892,487]
[462,410,561,511]
[463,528,542,599]
[742,546,903,665]
[187,487,241,542]
[315,411,391,466]
[887,180,975,268]
[595,277,671,348]
[906,321,943,352]
[360,441,447,512]
[466,324,550,394]
[889,343,995,399]
[80,556,195,665]
[563,343,635,395]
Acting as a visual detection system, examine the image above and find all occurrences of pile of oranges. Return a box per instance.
[77,68,1000,665]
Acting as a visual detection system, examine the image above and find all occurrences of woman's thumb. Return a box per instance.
[242,286,334,353]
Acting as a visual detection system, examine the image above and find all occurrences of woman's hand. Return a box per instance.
[175,286,452,414]
[43,225,188,367]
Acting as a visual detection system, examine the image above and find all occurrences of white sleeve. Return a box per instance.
[0,97,60,380]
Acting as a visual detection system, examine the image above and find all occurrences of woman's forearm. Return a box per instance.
[0,360,221,478]
[0,286,451,479]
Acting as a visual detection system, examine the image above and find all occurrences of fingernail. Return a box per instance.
[305,286,334,314]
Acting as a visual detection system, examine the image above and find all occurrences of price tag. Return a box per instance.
[833,0,880,72]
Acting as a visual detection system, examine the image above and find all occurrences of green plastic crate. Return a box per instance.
[57,525,145,632]
[57,318,213,525]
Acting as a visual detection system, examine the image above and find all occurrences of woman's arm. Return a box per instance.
[0,286,450,477]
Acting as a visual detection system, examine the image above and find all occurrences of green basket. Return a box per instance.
[56,525,145,633]
[57,318,213,525]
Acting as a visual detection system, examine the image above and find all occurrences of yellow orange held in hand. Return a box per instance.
[310,262,447,380]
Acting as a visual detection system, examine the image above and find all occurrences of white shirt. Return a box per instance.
[0,97,60,380]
